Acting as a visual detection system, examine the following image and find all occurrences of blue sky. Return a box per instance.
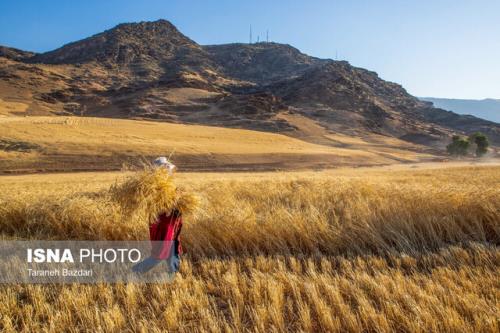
[1,0,499,99]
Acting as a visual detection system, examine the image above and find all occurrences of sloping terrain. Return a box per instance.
[1,19,499,151]
[0,116,435,173]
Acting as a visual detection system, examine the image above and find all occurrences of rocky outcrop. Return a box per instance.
[1,19,499,146]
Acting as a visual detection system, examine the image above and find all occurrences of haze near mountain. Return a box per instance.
[420,97,500,124]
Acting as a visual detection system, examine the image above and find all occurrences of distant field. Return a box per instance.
[0,116,437,173]
[1,160,498,196]
[0,165,499,332]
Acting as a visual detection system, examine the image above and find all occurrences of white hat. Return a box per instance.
[153,156,177,175]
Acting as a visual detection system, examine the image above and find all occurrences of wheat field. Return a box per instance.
[0,116,435,173]
[0,165,499,332]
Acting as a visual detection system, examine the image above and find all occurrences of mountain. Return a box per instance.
[1,19,499,148]
[420,97,500,124]
[29,20,198,65]
[0,46,36,61]
[204,42,326,84]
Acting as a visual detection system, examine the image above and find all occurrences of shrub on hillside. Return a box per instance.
[446,135,470,156]
[469,132,489,157]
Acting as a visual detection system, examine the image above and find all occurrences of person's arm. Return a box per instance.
[176,218,183,255]
[161,214,180,259]
[149,216,160,240]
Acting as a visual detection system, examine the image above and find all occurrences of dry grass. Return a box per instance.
[161,87,221,104]
[0,116,435,172]
[0,98,29,115]
[0,166,499,332]
[0,116,371,155]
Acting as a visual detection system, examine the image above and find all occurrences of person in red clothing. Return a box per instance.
[150,209,183,271]
[132,157,182,277]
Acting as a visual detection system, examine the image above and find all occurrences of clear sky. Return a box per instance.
[0,0,498,99]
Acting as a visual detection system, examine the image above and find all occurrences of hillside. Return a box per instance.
[0,116,436,173]
[420,97,500,123]
[1,19,500,151]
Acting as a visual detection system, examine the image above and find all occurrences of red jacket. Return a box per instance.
[149,212,183,260]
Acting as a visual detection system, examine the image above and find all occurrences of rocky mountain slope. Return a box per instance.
[1,19,499,148]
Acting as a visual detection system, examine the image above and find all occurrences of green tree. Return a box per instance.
[468,132,489,157]
[446,135,470,157]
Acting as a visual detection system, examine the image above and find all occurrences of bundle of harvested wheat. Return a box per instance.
[110,167,198,223]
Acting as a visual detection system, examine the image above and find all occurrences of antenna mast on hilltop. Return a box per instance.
[249,25,252,44]
[266,30,269,42]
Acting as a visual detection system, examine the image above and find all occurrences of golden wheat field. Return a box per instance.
[0,116,435,173]
[0,165,499,332]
